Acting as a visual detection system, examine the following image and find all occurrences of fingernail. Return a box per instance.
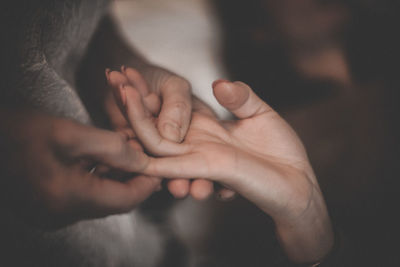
[212,79,230,88]
[216,190,236,201]
[119,84,127,107]
[121,65,127,73]
[163,123,181,142]
[217,194,235,201]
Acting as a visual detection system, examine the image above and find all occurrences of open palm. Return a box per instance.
[116,79,333,263]
[119,79,319,220]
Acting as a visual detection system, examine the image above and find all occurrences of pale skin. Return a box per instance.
[108,68,334,264]
[74,14,226,200]
[106,67,235,200]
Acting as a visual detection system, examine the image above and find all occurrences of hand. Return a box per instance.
[75,16,229,199]
[113,80,334,263]
[0,109,159,228]
[106,67,234,200]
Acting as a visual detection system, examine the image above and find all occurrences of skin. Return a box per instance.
[76,15,230,200]
[1,0,218,227]
[109,68,334,264]
[106,67,235,200]
[75,15,196,199]
[2,2,227,266]
[104,66,195,198]
[0,63,210,226]
[0,109,161,228]
[0,55,199,228]
[0,64,230,228]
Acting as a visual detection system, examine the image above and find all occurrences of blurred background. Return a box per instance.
[112,0,400,266]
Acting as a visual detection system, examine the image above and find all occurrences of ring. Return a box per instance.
[89,165,98,174]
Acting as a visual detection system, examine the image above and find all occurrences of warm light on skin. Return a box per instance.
[107,67,334,264]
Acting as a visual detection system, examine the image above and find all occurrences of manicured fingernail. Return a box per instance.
[119,84,127,107]
[212,79,230,88]
[163,123,181,142]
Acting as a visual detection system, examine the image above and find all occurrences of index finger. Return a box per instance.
[53,119,150,173]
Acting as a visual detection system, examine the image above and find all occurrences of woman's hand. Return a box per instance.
[106,67,234,200]
[112,79,334,264]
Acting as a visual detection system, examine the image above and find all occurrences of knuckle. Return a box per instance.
[171,100,190,113]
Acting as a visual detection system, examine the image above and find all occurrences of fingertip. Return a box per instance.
[212,80,249,111]
[190,179,214,201]
[108,70,129,88]
[167,179,190,199]
[157,111,189,143]
[160,122,182,143]
[212,79,230,89]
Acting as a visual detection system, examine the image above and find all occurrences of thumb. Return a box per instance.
[212,80,273,119]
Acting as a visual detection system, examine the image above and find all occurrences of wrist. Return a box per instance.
[274,185,334,264]
[293,227,342,267]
